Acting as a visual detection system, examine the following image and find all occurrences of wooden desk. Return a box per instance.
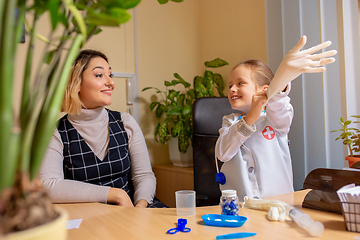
[57,190,358,240]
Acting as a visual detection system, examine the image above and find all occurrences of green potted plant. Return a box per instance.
[331,115,360,167]
[0,0,140,238]
[142,58,228,166]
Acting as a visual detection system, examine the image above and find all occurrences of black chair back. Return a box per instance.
[192,97,240,206]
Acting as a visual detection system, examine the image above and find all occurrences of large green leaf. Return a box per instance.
[177,94,185,107]
[117,0,142,9]
[155,104,165,118]
[86,8,130,26]
[47,0,61,30]
[158,0,169,4]
[204,58,229,68]
[194,81,207,98]
[167,106,182,116]
[203,70,214,96]
[213,73,224,92]
[182,104,191,116]
[174,73,191,88]
[158,121,169,144]
[171,121,182,137]
[178,130,189,153]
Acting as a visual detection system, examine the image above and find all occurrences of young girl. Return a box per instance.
[215,36,337,200]
[215,59,293,199]
[40,50,165,208]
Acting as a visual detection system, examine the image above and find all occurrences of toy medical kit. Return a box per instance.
[201,214,247,227]
[166,218,191,234]
[216,232,256,239]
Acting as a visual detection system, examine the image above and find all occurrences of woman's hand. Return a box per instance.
[135,199,149,208]
[107,188,134,207]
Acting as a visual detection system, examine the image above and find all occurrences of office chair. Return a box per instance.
[192,97,240,206]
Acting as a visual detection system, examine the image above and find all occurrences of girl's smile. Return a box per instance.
[228,65,258,114]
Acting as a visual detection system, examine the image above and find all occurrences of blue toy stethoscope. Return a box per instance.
[215,110,266,185]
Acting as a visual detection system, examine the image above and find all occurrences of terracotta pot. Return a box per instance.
[1,207,68,240]
[345,155,360,167]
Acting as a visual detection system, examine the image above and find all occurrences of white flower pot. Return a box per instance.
[1,207,68,240]
[168,137,193,167]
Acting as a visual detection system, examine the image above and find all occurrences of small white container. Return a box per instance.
[220,189,239,215]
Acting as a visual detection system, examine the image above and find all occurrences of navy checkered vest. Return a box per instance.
[58,109,132,194]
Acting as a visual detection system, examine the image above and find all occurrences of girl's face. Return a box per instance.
[79,57,115,109]
[228,65,259,114]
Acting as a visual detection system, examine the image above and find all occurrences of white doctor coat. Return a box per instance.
[215,84,294,200]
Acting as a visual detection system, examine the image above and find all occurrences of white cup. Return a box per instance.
[175,190,196,216]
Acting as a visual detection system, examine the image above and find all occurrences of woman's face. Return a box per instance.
[79,57,115,109]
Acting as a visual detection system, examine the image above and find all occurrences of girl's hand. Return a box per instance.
[107,188,134,207]
[244,90,267,126]
[266,35,337,101]
[135,199,149,208]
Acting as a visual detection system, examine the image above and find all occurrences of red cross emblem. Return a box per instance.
[262,126,275,140]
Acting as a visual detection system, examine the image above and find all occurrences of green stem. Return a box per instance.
[20,12,39,127]
[0,0,18,192]
[30,34,83,179]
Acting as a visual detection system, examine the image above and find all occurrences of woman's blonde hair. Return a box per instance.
[61,49,108,115]
[232,59,274,87]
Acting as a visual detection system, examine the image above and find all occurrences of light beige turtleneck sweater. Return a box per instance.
[39,107,156,204]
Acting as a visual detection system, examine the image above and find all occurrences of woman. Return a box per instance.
[40,49,164,208]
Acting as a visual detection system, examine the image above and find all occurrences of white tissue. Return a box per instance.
[337,184,360,231]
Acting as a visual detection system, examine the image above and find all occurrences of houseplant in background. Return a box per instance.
[0,0,140,238]
[142,58,228,167]
[331,115,360,167]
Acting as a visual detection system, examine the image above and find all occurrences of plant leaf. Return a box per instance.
[47,0,61,30]
[187,89,195,100]
[154,122,160,142]
[168,90,180,102]
[213,73,224,92]
[167,106,182,116]
[155,104,165,118]
[182,104,191,116]
[174,73,191,88]
[177,94,185,107]
[344,120,352,126]
[203,70,214,96]
[194,81,207,98]
[159,121,169,144]
[204,58,229,68]
[150,102,159,111]
[165,80,173,86]
[158,0,169,4]
[171,121,182,137]
[178,130,189,153]
[117,0,141,9]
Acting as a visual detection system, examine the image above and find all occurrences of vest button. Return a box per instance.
[248,166,254,173]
